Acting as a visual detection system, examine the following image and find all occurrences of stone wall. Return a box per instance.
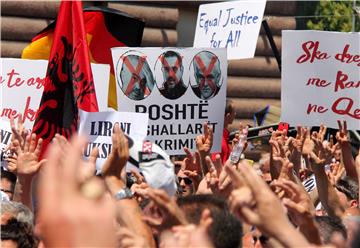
[1,1,297,130]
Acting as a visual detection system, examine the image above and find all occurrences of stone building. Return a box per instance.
[1,1,297,131]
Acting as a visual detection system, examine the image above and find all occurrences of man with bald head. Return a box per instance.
[191,51,222,100]
[120,54,155,101]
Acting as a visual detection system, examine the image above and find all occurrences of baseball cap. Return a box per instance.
[126,139,177,197]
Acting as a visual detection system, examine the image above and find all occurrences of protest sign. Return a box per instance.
[111,48,227,155]
[78,110,148,171]
[0,120,12,167]
[193,0,266,60]
[0,58,110,129]
[281,31,360,130]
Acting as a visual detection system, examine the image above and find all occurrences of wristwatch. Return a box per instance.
[114,187,133,200]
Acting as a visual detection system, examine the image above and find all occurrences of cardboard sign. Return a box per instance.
[111,48,227,155]
[78,110,148,171]
[193,0,266,60]
[0,58,110,129]
[0,120,12,167]
[281,31,360,130]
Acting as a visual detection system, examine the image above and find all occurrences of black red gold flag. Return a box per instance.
[22,6,145,109]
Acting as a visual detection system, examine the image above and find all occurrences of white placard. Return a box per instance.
[193,0,266,60]
[0,120,12,167]
[78,110,148,171]
[111,47,227,155]
[0,58,110,129]
[281,30,360,130]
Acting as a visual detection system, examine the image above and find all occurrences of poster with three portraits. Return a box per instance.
[111,48,227,155]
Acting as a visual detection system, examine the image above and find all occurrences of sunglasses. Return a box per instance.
[178,176,192,185]
[253,235,269,245]
[1,188,13,194]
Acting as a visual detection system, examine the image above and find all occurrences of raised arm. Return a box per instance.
[336,120,357,179]
[101,123,156,248]
[196,122,213,175]
[226,162,309,247]
[311,131,345,218]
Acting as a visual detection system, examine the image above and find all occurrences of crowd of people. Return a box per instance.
[1,107,360,248]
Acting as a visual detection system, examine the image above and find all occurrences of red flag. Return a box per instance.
[32,1,98,156]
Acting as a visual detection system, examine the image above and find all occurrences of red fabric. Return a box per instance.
[212,128,231,164]
[84,12,125,74]
[33,1,98,157]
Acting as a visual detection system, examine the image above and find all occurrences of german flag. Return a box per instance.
[22,6,145,110]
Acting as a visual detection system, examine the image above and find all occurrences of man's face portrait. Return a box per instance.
[192,51,221,99]
[161,51,184,90]
[119,54,154,101]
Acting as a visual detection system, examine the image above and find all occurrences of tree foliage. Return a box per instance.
[304,0,359,32]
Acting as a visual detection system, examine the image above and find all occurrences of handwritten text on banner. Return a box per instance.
[193,0,266,60]
[0,58,110,129]
[281,31,360,130]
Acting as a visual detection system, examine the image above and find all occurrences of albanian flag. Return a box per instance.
[32,1,98,156]
[22,6,145,109]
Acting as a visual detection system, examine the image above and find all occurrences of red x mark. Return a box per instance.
[160,54,182,85]
[142,140,152,154]
[194,55,218,92]
[122,56,150,96]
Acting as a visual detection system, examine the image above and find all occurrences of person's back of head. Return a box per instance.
[1,168,17,184]
[177,194,242,248]
[315,216,347,244]
[1,218,38,248]
[1,201,34,226]
[224,99,235,128]
[336,176,359,202]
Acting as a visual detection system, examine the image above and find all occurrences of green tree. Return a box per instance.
[306,0,360,32]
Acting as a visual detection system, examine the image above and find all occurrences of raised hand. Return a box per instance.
[196,122,213,156]
[78,146,98,183]
[272,179,321,245]
[101,123,129,178]
[300,128,314,156]
[310,131,332,165]
[7,133,46,176]
[10,114,28,150]
[336,120,349,144]
[336,120,357,179]
[273,179,315,225]
[129,170,149,204]
[5,154,17,173]
[269,135,291,180]
[225,162,309,247]
[326,161,345,186]
[183,147,202,173]
[270,133,296,181]
[38,135,116,247]
[231,122,248,148]
[197,155,233,197]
